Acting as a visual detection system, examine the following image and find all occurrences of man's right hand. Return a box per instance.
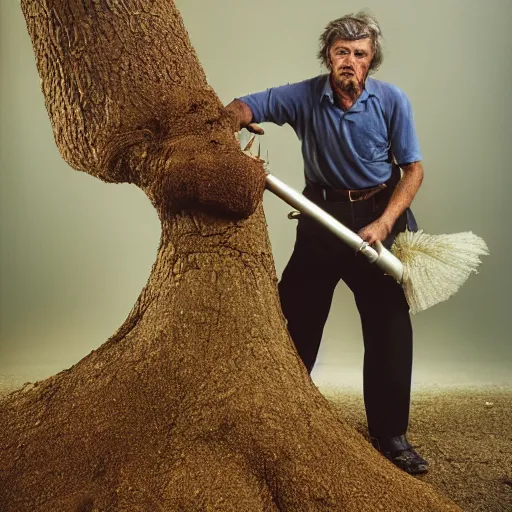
[245,123,265,135]
[225,99,264,135]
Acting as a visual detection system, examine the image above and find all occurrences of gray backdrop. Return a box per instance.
[1,0,511,388]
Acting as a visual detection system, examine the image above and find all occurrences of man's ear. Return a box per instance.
[369,49,376,70]
[326,50,333,70]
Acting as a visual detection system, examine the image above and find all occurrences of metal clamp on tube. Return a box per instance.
[264,172,404,283]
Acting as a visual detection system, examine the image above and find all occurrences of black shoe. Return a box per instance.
[370,434,429,475]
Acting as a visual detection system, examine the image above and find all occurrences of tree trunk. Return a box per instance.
[1,1,460,510]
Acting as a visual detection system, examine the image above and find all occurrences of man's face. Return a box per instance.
[328,38,374,94]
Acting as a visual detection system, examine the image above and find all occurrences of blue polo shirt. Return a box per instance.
[237,74,422,189]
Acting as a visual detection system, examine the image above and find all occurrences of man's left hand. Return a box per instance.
[358,217,394,245]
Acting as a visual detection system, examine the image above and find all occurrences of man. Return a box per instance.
[225,12,428,474]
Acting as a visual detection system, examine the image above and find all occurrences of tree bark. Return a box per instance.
[1,1,461,510]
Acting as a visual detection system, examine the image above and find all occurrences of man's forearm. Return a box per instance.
[381,161,424,227]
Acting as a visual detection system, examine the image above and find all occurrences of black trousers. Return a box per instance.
[278,180,413,439]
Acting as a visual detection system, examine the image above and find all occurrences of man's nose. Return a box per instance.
[342,53,355,66]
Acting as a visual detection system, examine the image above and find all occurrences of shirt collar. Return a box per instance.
[321,74,378,112]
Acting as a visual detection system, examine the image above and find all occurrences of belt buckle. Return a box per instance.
[348,190,361,202]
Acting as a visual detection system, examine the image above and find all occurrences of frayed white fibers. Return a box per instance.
[392,230,489,314]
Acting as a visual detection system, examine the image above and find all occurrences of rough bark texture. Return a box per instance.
[1,1,461,510]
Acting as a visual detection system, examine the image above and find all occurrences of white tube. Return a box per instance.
[265,173,404,283]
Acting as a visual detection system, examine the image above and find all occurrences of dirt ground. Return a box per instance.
[322,386,512,512]
[1,376,511,511]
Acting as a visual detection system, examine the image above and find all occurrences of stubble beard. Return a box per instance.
[333,73,364,100]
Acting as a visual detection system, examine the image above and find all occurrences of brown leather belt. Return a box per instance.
[306,181,387,202]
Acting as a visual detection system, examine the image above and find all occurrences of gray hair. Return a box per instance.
[317,11,384,74]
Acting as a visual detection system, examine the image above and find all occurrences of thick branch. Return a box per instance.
[21,0,266,217]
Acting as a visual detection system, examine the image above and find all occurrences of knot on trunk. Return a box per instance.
[147,134,267,219]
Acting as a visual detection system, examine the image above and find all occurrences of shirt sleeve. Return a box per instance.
[236,81,307,128]
[388,87,423,166]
